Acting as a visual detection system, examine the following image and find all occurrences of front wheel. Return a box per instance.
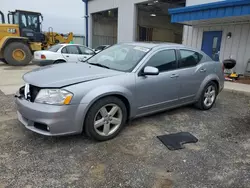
[3,42,32,66]
[84,96,127,141]
[195,82,218,110]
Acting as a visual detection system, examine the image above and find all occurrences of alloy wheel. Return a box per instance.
[204,85,216,107]
[94,104,123,136]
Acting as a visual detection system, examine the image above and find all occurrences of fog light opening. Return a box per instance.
[34,122,50,132]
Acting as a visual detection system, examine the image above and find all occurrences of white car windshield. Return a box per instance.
[48,44,63,52]
[88,44,150,72]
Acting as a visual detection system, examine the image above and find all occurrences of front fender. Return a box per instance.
[195,74,220,101]
[80,85,135,118]
[0,36,29,57]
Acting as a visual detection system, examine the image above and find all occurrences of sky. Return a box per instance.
[1,0,86,35]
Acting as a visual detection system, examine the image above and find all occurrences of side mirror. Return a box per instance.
[142,66,159,76]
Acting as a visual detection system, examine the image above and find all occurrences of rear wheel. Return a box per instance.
[195,81,218,110]
[3,42,32,66]
[84,96,127,141]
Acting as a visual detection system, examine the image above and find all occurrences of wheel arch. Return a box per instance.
[53,59,66,64]
[195,74,220,101]
[84,91,132,116]
[77,86,135,132]
[211,80,219,94]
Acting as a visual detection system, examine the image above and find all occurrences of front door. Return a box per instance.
[201,31,222,61]
[135,49,179,116]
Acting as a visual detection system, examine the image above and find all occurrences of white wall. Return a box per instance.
[1,0,86,35]
[184,24,250,74]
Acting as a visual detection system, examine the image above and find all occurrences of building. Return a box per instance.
[88,0,185,47]
[169,0,250,75]
[87,0,250,75]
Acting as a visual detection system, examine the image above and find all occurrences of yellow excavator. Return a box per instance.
[0,10,73,66]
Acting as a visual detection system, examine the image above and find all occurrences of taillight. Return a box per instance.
[41,54,46,59]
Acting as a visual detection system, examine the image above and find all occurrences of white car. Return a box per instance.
[33,44,95,66]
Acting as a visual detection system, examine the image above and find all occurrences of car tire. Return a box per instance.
[195,81,218,110]
[3,42,32,66]
[53,60,66,64]
[84,96,127,141]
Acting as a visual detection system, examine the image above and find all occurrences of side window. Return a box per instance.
[27,15,38,32]
[21,14,27,27]
[65,46,80,54]
[79,46,94,55]
[146,50,177,72]
[61,47,67,53]
[179,50,203,68]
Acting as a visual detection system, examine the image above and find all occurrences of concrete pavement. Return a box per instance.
[0,63,38,95]
[224,82,250,96]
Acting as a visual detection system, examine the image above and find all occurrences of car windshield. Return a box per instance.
[48,44,63,52]
[88,44,150,72]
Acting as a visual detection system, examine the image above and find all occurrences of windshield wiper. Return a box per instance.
[88,62,110,69]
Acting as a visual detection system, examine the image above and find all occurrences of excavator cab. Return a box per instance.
[8,10,45,42]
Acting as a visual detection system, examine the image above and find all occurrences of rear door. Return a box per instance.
[61,45,81,62]
[176,49,207,103]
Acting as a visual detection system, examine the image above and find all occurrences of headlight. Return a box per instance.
[35,89,73,105]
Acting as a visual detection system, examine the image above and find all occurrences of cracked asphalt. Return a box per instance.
[0,90,250,188]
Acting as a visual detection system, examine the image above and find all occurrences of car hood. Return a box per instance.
[23,63,124,88]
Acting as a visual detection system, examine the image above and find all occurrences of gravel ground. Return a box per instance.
[0,91,250,188]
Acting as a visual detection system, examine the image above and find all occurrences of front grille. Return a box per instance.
[19,84,40,102]
[19,86,25,97]
[29,85,41,102]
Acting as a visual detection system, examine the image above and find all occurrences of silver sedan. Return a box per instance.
[15,42,224,141]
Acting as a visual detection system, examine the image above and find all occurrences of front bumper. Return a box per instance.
[16,98,87,136]
[32,59,54,66]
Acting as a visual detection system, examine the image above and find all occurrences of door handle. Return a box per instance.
[66,55,69,57]
[200,68,206,72]
[170,74,179,78]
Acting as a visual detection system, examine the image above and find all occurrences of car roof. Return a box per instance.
[121,42,205,55]
[59,43,85,47]
[122,42,186,49]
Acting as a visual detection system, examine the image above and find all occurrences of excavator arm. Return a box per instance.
[45,32,73,48]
